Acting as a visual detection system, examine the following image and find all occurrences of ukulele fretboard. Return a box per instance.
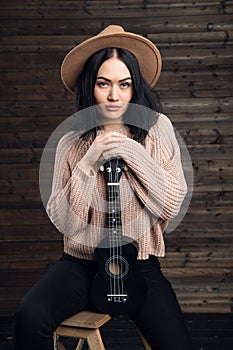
[107,182,122,242]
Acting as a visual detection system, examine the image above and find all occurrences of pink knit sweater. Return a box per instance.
[46,113,187,260]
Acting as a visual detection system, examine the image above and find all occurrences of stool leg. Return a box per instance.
[75,338,85,350]
[86,329,105,350]
[53,333,58,350]
[54,333,66,350]
[58,340,66,350]
[137,329,152,350]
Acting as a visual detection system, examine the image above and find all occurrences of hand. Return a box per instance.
[79,131,127,173]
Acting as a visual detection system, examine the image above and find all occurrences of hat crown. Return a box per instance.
[97,25,125,37]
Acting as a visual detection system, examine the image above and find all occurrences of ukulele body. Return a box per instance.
[90,235,147,315]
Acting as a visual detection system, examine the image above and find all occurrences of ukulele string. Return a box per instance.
[115,159,120,302]
[118,159,124,301]
[110,159,117,302]
[108,158,125,303]
[114,159,120,302]
[111,159,118,302]
[115,158,124,302]
[109,159,113,301]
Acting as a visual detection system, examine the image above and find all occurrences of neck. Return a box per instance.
[102,122,124,131]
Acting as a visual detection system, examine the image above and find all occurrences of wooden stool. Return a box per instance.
[54,310,111,350]
[54,310,152,350]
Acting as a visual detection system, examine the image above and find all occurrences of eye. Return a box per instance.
[96,81,108,88]
[120,82,131,89]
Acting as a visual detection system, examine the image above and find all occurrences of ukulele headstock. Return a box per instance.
[100,158,125,184]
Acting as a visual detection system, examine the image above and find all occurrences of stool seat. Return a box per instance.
[60,310,111,329]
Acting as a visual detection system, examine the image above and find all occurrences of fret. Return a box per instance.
[109,208,121,213]
[109,228,122,236]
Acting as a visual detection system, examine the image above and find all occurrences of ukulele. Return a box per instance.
[90,158,147,315]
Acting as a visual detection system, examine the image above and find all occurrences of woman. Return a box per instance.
[14,25,194,350]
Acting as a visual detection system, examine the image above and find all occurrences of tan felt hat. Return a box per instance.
[61,25,162,93]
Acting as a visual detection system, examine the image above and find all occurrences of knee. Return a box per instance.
[14,301,55,350]
[15,303,35,331]
[15,300,50,332]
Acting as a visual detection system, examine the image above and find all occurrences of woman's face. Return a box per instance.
[94,56,133,126]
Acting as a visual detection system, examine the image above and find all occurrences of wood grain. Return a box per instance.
[0,0,232,319]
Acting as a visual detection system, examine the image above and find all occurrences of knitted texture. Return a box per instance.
[46,113,187,260]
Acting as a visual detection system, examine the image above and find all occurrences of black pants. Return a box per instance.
[14,254,194,350]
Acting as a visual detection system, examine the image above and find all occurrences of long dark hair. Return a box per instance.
[74,47,161,143]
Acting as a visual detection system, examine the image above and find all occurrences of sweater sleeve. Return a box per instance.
[46,132,97,237]
[103,114,187,221]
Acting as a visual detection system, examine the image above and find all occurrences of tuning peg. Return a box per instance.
[124,164,128,171]
[100,165,105,172]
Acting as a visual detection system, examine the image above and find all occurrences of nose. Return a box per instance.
[108,85,119,101]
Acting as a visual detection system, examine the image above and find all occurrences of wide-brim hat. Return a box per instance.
[61,25,162,93]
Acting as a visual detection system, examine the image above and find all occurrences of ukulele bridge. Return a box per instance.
[107,294,128,303]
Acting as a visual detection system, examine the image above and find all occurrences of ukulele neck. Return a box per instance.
[102,158,124,244]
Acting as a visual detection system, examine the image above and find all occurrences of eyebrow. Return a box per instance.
[96,76,132,82]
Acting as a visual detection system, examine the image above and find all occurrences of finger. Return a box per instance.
[97,132,127,143]
[103,134,127,144]
[102,142,123,152]
[104,131,126,137]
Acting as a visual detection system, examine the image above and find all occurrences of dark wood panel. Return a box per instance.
[1,1,233,12]
[0,98,232,117]
[1,67,232,87]
[1,48,233,70]
[1,313,233,349]
[1,15,233,36]
[0,0,233,324]
[1,31,233,51]
[1,79,233,101]
[0,224,60,241]
[1,125,233,148]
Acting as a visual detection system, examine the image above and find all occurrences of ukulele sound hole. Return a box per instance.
[106,256,129,279]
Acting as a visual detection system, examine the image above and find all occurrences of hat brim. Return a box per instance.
[61,31,162,93]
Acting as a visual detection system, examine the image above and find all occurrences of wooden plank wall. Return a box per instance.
[0,0,233,324]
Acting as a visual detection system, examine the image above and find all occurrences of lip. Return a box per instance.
[105,105,122,111]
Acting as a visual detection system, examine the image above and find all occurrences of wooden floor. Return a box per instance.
[0,314,232,350]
